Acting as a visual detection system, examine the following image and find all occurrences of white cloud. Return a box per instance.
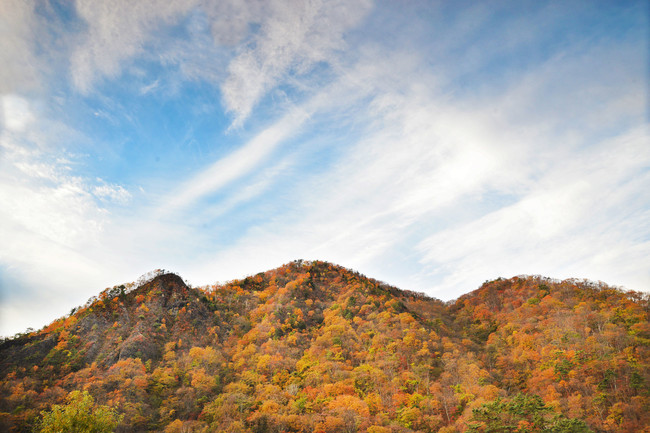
[0,0,42,93]
[71,0,201,93]
[416,126,650,298]
[0,96,135,336]
[139,79,160,95]
[0,170,112,336]
[0,128,106,250]
[94,182,132,205]
[183,28,649,298]
[221,0,371,127]
[1,94,35,131]
[0,227,114,337]
[164,105,311,212]
[199,154,298,221]
[70,0,371,127]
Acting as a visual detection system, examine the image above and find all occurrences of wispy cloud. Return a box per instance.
[93,182,132,205]
[164,105,311,213]
[0,0,44,94]
[417,127,650,298]
[70,0,199,93]
[0,94,133,333]
[139,79,160,95]
[221,0,371,127]
[69,0,371,127]
[185,23,649,297]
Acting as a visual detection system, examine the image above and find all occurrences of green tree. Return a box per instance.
[467,394,592,433]
[37,390,123,433]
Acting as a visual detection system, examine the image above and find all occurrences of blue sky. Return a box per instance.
[1,0,648,337]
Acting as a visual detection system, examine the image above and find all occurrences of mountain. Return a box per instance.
[1,261,648,433]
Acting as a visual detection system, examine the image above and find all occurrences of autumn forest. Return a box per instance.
[1,261,648,432]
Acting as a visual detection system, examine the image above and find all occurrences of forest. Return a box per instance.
[0,260,648,432]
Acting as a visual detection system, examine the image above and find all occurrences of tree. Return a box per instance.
[37,390,123,433]
[467,394,592,433]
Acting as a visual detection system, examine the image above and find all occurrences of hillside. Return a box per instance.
[0,261,648,433]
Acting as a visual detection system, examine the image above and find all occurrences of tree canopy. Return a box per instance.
[38,390,122,433]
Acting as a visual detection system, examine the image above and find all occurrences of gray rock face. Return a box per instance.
[0,273,213,371]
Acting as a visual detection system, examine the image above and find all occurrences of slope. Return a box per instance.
[0,261,647,433]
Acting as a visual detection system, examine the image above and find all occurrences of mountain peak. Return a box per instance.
[1,263,647,433]
[147,272,187,287]
[134,272,189,303]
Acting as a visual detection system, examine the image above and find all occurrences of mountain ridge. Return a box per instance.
[1,260,648,433]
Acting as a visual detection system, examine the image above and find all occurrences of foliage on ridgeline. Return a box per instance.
[0,260,647,433]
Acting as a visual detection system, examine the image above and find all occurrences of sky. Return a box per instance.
[1,0,648,337]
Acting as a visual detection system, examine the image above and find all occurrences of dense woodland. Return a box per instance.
[0,260,648,432]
